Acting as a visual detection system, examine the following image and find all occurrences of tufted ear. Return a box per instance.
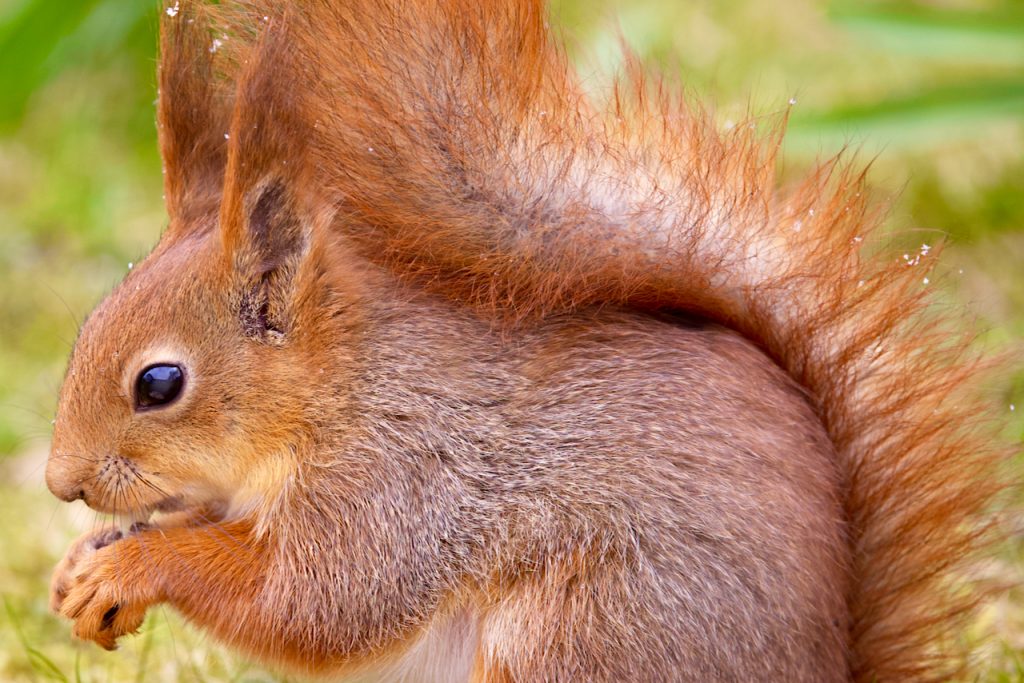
[216,10,314,341]
[158,0,232,230]
[230,178,312,341]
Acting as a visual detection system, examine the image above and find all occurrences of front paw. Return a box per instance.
[50,529,157,650]
[50,527,123,615]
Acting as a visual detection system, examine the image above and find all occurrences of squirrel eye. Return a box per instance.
[135,364,184,409]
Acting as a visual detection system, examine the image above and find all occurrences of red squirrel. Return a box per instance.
[45,1,1009,681]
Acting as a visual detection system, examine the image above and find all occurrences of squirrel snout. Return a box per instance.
[51,485,87,503]
[46,474,87,503]
[45,458,89,503]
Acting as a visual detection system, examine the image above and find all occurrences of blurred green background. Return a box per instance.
[0,0,1021,680]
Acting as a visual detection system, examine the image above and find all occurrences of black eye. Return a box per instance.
[135,364,184,409]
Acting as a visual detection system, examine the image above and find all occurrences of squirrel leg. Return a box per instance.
[469,560,644,683]
[52,519,265,651]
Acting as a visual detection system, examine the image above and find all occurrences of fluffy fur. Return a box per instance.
[44,1,1009,681]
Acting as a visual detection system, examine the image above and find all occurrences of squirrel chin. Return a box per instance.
[114,497,228,537]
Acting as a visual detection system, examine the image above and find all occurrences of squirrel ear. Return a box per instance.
[158,0,232,231]
[244,182,305,271]
[217,10,309,261]
[230,178,312,341]
[215,12,314,341]
[233,179,308,277]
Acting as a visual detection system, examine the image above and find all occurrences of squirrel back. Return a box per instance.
[45,1,1010,681]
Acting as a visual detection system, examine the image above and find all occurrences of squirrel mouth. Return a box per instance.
[114,495,187,533]
[154,495,186,513]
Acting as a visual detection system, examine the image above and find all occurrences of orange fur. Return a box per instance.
[209,4,1005,676]
[45,1,1012,681]
[235,2,1008,678]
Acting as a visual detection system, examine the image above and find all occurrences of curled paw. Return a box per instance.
[50,528,156,650]
[49,526,123,615]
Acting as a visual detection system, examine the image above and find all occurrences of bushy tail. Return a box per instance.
[161,1,1012,679]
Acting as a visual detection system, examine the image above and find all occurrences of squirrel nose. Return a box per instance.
[46,473,87,503]
[45,458,89,503]
[53,487,87,503]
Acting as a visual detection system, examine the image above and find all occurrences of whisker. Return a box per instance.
[12,456,49,489]
[49,451,98,464]
[41,281,85,337]
[45,498,64,538]
[0,402,56,425]
[188,518,255,565]
[15,429,56,442]
[194,511,258,556]
[135,476,172,500]
[71,470,102,492]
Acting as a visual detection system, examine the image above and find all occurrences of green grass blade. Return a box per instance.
[830,2,1024,63]
[3,595,68,682]
[787,78,1024,151]
[0,0,100,127]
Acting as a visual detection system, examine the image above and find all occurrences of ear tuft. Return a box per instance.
[158,0,233,230]
[210,9,315,343]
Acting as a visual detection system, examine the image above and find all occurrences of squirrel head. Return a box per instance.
[46,9,361,522]
[46,181,358,522]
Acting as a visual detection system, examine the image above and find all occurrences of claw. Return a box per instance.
[50,528,155,651]
[100,604,120,630]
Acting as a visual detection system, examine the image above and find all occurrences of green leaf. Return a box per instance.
[830,2,1024,63]
[0,0,155,131]
[3,595,68,682]
[0,0,102,127]
[787,78,1024,151]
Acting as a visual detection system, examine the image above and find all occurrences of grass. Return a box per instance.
[0,0,1021,680]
